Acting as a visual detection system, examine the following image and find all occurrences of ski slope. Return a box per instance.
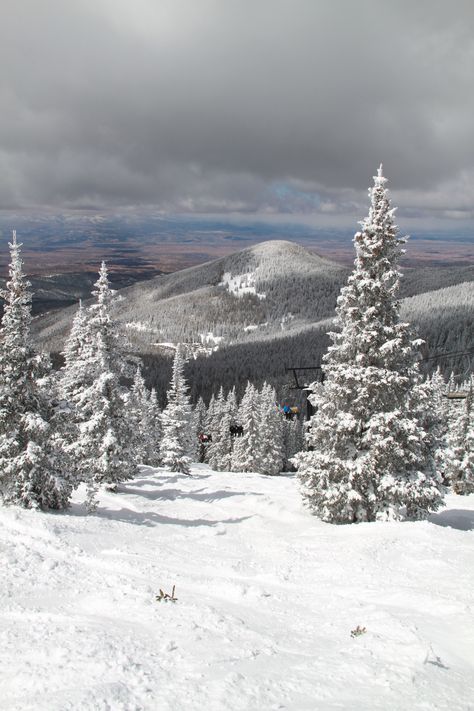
[1,465,473,710]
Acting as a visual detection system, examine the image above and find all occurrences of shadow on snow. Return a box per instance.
[132,473,213,487]
[429,508,474,531]
[68,501,252,528]
[98,508,252,528]
[120,483,263,504]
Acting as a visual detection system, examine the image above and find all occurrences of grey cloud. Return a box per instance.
[0,0,473,220]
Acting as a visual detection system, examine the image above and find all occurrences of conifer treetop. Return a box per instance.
[1,231,33,354]
[4,230,31,299]
[92,261,114,309]
[354,162,405,273]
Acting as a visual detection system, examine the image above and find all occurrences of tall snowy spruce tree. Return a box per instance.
[0,232,72,509]
[69,263,137,508]
[232,382,260,472]
[295,167,444,523]
[159,345,193,475]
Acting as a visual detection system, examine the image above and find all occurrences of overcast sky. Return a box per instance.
[1,0,473,226]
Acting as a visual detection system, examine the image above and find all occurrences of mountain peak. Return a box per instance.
[227,239,341,277]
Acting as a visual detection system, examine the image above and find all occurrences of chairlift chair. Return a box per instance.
[284,365,324,420]
[442,351,472,401]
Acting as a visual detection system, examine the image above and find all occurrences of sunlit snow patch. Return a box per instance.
[125,321,156,333]
[200,332,224,346]
[220,271,266,299]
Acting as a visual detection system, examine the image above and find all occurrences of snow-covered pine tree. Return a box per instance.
[72,263,137,508]
[296,416,305,455]
[208,394,233,472]
[205,394,216,433]
[426,368,450,483]
[159,345,193,474]
[203,393,217,463]
[194,396,208,463]
[59,300,95,404]
[282,415,304,470]
[232,382,260,472]
[128,367,160,466]
[445,381,474,495]
[257,382,284,475]
[294,166,444,523]
[57,300,100,492]
[203,387,227,465]
[226,387,239,429]
[194,397,207,439]
[0,232,73,509]
[209,387,226,441]
[148,388,162,466]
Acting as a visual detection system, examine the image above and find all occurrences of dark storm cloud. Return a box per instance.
[0,0,473,220]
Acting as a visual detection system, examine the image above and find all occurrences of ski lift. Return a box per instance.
[416,347,473,401]
[444,371,471,400]
[444,390,468,400]
[437,350,472,401]
[284,365,325,420]
[278,404,300,420]
[284,347,474,414]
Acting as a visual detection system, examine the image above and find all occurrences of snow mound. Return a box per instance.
[1,466,473,710]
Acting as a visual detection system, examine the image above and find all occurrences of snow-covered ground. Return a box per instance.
[1,466,473,711]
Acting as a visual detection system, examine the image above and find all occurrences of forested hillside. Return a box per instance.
[138,279,473,404]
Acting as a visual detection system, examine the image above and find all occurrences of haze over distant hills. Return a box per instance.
[0,213,472,284]
[32,240,474,403]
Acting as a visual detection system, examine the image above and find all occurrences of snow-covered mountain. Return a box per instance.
[32,240,474,402]
[33,240,348,352]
